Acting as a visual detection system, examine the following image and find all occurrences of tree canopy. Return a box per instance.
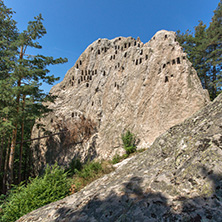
[177,0,222,100]
[0,0,67,192]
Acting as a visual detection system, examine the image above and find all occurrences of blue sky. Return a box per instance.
[5,0,220,93]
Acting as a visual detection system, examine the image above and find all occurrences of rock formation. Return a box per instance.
[18,93,222,222]
[31,30,209,173]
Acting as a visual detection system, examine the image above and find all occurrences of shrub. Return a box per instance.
[121,130,136,155]
[75,161,102,179]
[68,158,82,175]
[112,154,122,164]
[71,161,112,192]
[1,163,71,222]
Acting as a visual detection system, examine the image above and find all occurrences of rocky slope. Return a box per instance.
[18,93,222,221]
[31,30,209,174]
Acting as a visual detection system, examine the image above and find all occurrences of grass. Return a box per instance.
[69,160,114,194]
[69,148,148,194]
[111,148,147,164]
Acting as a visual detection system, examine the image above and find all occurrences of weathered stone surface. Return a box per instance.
[31,30,209,173]
[18,93,222,222]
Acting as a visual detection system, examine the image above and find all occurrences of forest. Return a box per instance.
[0,0,67,194]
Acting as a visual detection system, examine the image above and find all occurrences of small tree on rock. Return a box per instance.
[121,130,136,155]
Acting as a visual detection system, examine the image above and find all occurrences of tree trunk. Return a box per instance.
[8,128,18,186]
[8,88,20,186]
[0,136,4,193]
[18,94,26,183]
[28,143,33,178]
[8,45,23,187]
[0,136,4,172]
[212,66,217,99]
[24,146,28,181]
[3,137,11,194]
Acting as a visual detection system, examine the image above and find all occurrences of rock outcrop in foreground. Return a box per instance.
[19,93,222,221]
[32,30,209,173]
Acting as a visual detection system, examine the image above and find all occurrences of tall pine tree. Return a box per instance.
[177,0,222,99]
[0,1,68,191]
[206,0,222,98]
[0,0,17,134]
[0,0,18,192]
[7,14,68,187]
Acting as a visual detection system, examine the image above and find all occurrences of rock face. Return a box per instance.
[18,93,222,222]
[31,30,209,173]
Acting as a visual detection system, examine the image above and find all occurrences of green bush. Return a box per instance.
[121,130,136,155]
[70,160,114,193]
[75,161,102,179]
[1,163,71,222]
[68,158,82,175]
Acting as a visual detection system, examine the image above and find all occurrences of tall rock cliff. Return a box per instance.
[31,30,209,173]
[18,91,222,222]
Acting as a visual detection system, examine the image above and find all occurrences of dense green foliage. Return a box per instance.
[0,160,114,221]
[177,0,222,100]
[0,0,18,137]
[0,0,17,77]
[121,130,136,155]
[68,160,113,193]
[0,0,67,193]
[75,161,103,179]
[68,158,83,174]
[68,159,104,179]
[0,164,71,222]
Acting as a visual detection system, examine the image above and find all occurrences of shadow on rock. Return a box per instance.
[53,167,222,222]
[55,177,170,221]
[178,166,222,221]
